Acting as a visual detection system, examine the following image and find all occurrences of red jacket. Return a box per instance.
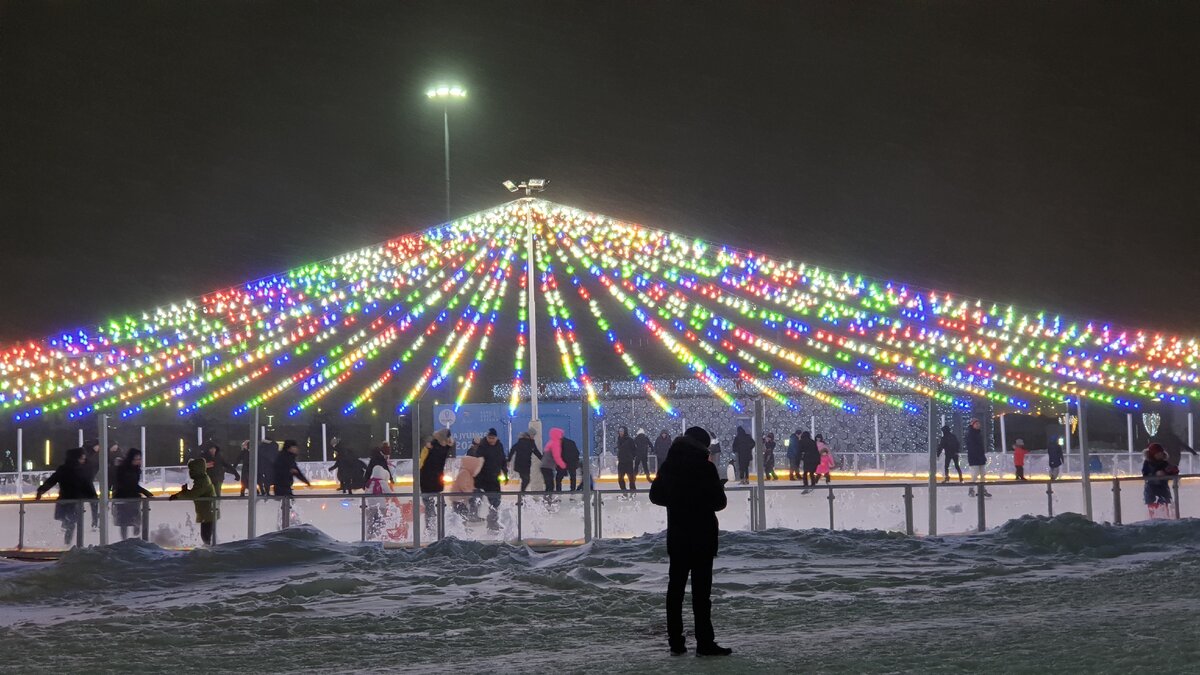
[1013,447,1029,467]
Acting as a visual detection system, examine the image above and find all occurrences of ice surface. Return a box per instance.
[1,515,1198,673]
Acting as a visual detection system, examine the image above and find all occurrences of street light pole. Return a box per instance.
[426,84,466,221]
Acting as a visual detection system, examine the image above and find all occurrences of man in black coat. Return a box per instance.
[649,427,732,658]
[653,430,673,473]
[936,425,962,483]
[557,434,582,492]
[633,428,653,483]
[965,418,991,497]
[731,426,755,485]
[475,428,509,530]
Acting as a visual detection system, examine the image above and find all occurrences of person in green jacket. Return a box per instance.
[169,458,217,545]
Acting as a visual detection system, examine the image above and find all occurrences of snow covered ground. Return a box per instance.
[0,516,1197,673]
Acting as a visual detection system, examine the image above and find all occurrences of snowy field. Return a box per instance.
[1,516,1198,673]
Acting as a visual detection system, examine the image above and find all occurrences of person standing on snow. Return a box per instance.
[649,426,732,658]
[731,426,755,485]
[507,429,542,494]
[169,458,218,545]
[965,419,991,497]
[616,426,638,493]
[936,425,963,483]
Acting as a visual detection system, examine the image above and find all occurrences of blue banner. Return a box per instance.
[431,402,584,454]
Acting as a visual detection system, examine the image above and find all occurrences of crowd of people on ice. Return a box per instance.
[17,416,1199,545]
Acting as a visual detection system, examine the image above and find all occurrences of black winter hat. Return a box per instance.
[683,427,711,449]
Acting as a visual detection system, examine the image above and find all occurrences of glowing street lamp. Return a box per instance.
[425,84,467,220]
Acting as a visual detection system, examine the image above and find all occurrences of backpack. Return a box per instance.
[561,439,580,468]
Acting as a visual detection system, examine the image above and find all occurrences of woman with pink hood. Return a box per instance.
[541,428,568,502]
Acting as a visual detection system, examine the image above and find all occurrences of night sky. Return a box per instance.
[2,0,1197,343]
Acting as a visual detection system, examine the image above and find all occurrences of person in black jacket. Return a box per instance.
[557,433,582,491]
[202,442,240,497]
[731,426,755,485]
[507,429,542,493]
[798,431,820,488]
[475,429,508,530]
[329,443,366,494]
[420,429,454,531]
[653,430,673,473]
[235,440,252,497]
[616,426,637,493]
[256,440,277,496]
[112,448,154,540]
[965,419,991,497]
[273,440,311,496]
[762,433,777,480]
[649,427,731,658]
[936,425,963,483]
[36,447,99,545]
[634,428,653,483]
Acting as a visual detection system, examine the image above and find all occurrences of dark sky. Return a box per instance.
[2,0,1198,343]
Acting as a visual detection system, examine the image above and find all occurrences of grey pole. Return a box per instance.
[16,428,23,500]
[1078,399,1093,520]
[99,414,110,546]
[527,221,541,436]
[873,412,881,471]
[321,423,328,463]
[581,395,593,543]
[927,397,937,536]
[1063,409,1072,473]
[248,408,259,538]
[753,397,767,529]
[1127,412,1135,474]
[443,106,451,220]
[412,400,421,548]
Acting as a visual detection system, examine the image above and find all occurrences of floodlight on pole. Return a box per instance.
[426,83,467,220]
[501,178,549,196]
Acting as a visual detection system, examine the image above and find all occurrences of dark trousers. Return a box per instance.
[1015,465,1026,480]
[518,471,532,493]
[667,555,715,646]
[618,467,636,492]
[736,458,750,481]
[200,522,214,546]
[540,468,556,493]
[802,467,818,486]
[788,460,799,481]
[944,455,962,480]
[556,467,578,491]
[634,455,652,482]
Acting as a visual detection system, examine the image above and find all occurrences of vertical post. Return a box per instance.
[999,413,1008,459]
[753,397,766,530]
[826,486,835,530]
[1189,412,1195,457]
[437,494,445,541]
[360,496,367,542]
[139,426,146,464]
[681,416,686,436]
[412,401,421,548]
[1078,399,1093,520]
[927,397,937,536]
[141,499,150,541]
[527,220,540,427]
[873,413,881,471]
[18,503,25,550]
[1111,478,1121,525]
[385,422,391,450]
[581,395,593,543]
[321,423,328,463]
[78,428,84,447]
[1127,413,1135,476]
[1063,411,1072,473]
[601,418,608,479]
[443,106,451,220]
[196,426,203,450]
[810,414,815,437]
[903,486,914,535]
[248,408,258,539]
[976,486,987,532]
[16,428,23,500]
[281,498,290,528]
[99,414,110,546]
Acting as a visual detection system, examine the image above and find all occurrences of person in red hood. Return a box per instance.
[1012,439,1029,481]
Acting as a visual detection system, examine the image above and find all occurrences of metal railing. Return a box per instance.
[3,474,1195,552]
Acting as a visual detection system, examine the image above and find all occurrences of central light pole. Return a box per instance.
[504,180,548,442]
[426,84,467,220]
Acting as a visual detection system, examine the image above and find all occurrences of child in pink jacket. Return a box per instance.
[815,435,835,484]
